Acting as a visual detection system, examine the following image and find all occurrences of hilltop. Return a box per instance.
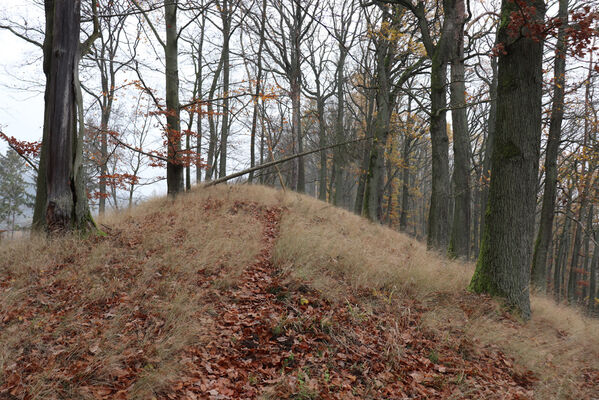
[0,185,597,399]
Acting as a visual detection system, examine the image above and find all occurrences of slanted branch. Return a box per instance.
[203,136,373,187]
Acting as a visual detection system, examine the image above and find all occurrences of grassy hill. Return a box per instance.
[1,185,597,399]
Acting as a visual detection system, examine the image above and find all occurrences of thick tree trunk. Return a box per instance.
[469,0,546,319]
[364,90,391,221]
[448,0,471,259]
[427,57,451,249]
[531,0,568,290]
[363,9,396,222]
[165,0,183,196]
[39,0,94,232]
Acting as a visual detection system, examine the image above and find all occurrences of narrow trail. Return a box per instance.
[0,191,596,399]
[167,201,537,400]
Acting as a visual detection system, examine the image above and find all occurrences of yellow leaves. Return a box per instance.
[299,297,310,306]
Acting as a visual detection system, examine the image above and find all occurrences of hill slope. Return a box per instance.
[0,185,597,399]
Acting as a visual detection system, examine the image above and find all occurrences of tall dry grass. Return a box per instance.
[1,185,597,399]
[0,186,271,399]
[273,189,599,399]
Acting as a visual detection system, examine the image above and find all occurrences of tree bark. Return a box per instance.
[427,55,451,249]
[38,0,94,233]
[333,44,348,206]
[531,0,568,290]
[448,0,471,259]
[554,192,572,302]
[469,0,546,319]
[248,0,266,184]
[165,0,183,196]
[478,55,498,250]
[218,0,231,179]
[589,235,598,315]
[399,101,413,231]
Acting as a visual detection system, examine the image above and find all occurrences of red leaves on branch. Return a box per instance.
[506,0,546,42]
[567,6,599,58]
[0,131,42,158]
[492,0,598,64]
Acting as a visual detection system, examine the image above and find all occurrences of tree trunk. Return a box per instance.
[448,0,471,259]
[364,88,391,221]
[333,47,348,206]
[249,0,266,184]
[290,1,305,193]
[589,237,598,315]
[218,0,231,179]
[354,84,375,215]
[568,199,590,304]
[39,0,94,232]
[317,98,328,201]
[478,54,498,249]
[469,0,546,319]
[554,193,572,302]
[427,55,451,249]
[581,203,593,301]
[354,140,370,215]
[531,0,568,290]
[165,0,183,196]
[399,135,412,231]
[205,50,224,181]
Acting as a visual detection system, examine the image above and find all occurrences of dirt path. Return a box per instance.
[166,201,537,400]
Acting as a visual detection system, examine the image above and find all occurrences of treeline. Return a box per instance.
[0,0,598,318]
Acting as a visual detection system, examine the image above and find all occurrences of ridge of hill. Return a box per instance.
[0,185,597,399]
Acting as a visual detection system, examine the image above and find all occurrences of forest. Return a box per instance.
[0,0,598,397]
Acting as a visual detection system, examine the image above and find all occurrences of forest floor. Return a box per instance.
[0,185,598,399]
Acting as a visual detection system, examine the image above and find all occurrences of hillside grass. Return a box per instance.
[0,184,597,399]
[273,188,599,399]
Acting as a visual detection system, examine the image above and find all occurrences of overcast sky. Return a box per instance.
[0,1,170,203]
[0,23,45,154]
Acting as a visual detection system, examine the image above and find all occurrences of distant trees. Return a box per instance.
[0,149,33,235]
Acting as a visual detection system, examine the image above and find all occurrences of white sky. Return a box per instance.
[0,29,45,152]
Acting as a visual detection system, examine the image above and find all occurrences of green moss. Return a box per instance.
[468,212,502,297]
[497,139,521,159]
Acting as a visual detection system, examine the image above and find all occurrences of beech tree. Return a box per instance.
[32,0,99,232]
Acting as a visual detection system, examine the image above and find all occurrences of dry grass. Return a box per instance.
[0,185,272,399]
[272,189,599,399]
[1,184,597,399]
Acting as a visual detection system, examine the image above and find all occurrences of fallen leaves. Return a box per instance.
[0,196,591,399]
